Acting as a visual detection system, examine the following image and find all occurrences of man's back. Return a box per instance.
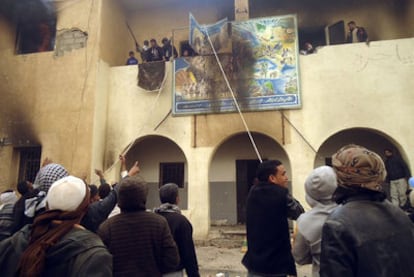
[320,198,414,277]
[385,155,409,181]
[0,225,112,277]
[242,182,296,276]
[98,211,179,277]
[0,204,15,240]
[157,211,200,277]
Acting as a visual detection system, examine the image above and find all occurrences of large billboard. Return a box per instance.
[173,14,301,115]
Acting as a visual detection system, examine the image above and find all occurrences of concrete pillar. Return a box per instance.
[235,0,249,21]
[185,147,213,239]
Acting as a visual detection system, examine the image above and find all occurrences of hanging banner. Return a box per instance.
[173,14,301,115]
[138,61,166,91]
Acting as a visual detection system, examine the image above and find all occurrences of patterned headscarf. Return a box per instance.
[33,164,69,193]
[332,144,386,192]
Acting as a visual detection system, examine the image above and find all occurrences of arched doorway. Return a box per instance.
[315,128,409,199]
[125,135,188,210]
[315,128,408,168]
[209,132,290,225]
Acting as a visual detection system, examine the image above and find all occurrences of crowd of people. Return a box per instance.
[0,155,200,276]
[126,37,181,65]
[242,145,414,277]
[0,144,413,276]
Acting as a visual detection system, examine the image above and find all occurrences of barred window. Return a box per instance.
[159,162,184,188]
[18,147,41,182]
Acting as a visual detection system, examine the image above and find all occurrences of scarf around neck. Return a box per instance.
[154,203,181,214]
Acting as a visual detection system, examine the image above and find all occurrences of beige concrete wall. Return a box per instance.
[90,60,111,182]
[104,38,414,237]
[100,0,135,66]
[288,38,414,204]
[104,63,213,236]
[126,2,234,58]
[0,0,103,190]
[0,17,15,51]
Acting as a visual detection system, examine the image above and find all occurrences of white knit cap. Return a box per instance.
[305,166,337,206]
[46,176,86,212]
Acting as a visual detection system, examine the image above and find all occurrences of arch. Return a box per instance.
[208,131,291,225]
[124,135,188,210]
[315,127,410,168]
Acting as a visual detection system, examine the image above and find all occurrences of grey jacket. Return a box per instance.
[292,201,337,277]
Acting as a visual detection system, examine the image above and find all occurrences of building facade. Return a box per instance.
[1,0,414,238]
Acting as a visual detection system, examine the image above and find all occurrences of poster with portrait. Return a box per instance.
[173,14,301,115]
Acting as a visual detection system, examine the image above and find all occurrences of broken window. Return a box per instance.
[16,19,56,54]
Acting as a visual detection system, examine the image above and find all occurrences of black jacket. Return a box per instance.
[0,225,112,277]
[156,211,200,277]
[242,182,302,275]
[81,186,118,232]
[162,44,178,61]
[149,46,164,62]
[11,189,40,233]
[320,195,414,277]
[384,155,411,181]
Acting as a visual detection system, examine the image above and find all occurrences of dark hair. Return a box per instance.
[348,21,356,25]
[98,183,111,199]
[162,37,168,44]
[129,51,134,55]
[118,176,148,212]
[150,39,156,43]
[17,181,31,195]
[143,40,149,45]
[159,183,179,204]
[89,184,98,199]
[256,160,282,182]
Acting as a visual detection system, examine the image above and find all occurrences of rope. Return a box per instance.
[280,111,317,154]
[203,27,263,163]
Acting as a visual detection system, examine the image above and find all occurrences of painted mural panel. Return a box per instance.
[173,15,301,115]
[189,14,231,55]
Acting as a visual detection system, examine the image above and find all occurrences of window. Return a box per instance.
[16,19,56,54]
[18,147,41,182]
[179,40,196,57]
[159,162,185,188]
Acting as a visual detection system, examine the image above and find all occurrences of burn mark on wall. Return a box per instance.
[55,28,88,56]
[0,106,40,148]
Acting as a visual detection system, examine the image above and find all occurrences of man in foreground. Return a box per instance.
[320,144,414,277]
[98,176,179,276]
[0,176,112,276]
[242,160,304,277]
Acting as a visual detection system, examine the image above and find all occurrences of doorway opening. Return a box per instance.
[236,159,261,224]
